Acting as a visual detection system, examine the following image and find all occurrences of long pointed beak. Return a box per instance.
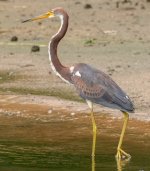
[22,11,54,23]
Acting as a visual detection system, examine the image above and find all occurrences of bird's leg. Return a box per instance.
[86,100,97,171]
[86,100,97,157]
[91,105,97,171]
[116,111,131,160]
[90,106,97,157]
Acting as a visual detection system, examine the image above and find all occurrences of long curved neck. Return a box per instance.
[49,12,71,83]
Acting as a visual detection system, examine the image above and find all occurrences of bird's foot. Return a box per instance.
[116,148,131,161]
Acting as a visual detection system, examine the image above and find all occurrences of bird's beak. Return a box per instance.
[22,11,54,23]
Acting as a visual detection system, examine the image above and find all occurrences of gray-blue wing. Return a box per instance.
[71,63,134,112]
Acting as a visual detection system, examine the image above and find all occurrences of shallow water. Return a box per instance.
[0,111,149,171]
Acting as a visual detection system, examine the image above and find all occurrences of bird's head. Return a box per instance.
[22,8,65,23]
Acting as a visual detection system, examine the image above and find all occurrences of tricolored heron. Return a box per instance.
[23,7,134,160]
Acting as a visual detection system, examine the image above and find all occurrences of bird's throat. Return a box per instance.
[48,12,71,84]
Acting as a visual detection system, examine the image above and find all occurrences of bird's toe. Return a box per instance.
[116,148,131,161]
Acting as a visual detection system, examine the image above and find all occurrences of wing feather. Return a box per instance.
[71,63,134,112]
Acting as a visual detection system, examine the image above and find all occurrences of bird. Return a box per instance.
[23,7,134,161]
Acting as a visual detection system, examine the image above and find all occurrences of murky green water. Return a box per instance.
[0,113,149,171]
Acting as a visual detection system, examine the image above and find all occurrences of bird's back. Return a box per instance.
[71,63,134,112]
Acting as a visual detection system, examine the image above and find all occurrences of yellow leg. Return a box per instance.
[86,100,97,171]
[91,105,97,171]
[86,100,97,158]
[116,111,131,160]
[91,106,97,157]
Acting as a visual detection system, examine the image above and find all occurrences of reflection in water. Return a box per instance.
[92,155,95,171]
[92,155,130,171]
[116,157,130,171]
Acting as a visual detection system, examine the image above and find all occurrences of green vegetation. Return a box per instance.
[0,87,83,102]
[0,71,17,83]
[84,38,96,46]
[0,71,83,102]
